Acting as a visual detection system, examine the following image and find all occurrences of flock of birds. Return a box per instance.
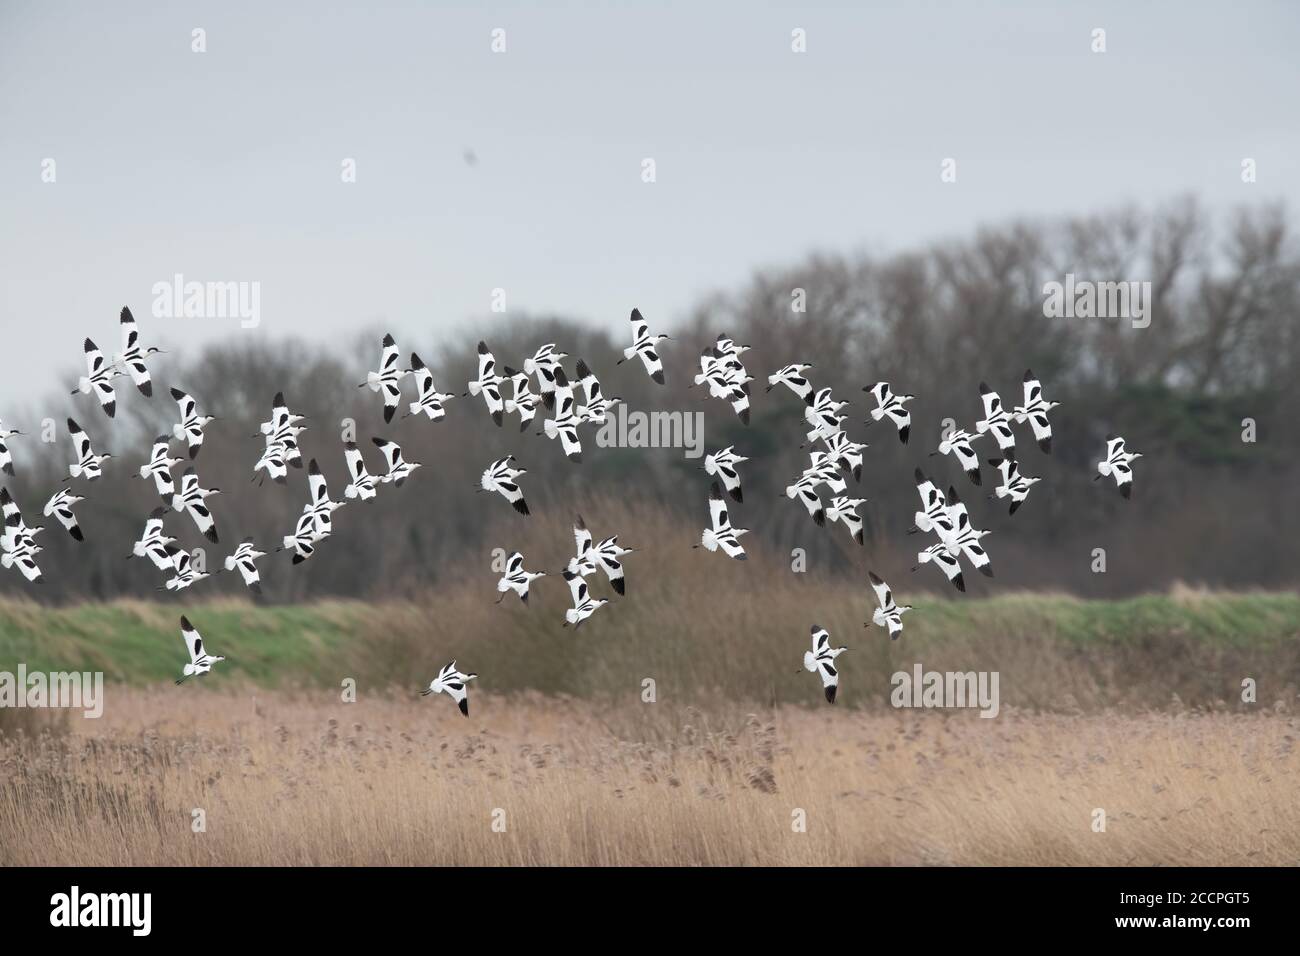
[0,307,1143,712]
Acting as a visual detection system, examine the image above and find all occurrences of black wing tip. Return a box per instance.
[651,369,665,385]
[66,417,79,431]
[868,571,883,585]
[979,565,995,578]
[491,410,503,427]
[630,307,643,321]
[371,436,385,447]
[383,407,395,424]
[1039,437,1052,454]
[69,526,85,542]
[477,340,489,353]
[180,615,193,629]
[812,509,825,527]
[512,499,530,516]
[83,337,96,352]
[308,458,322,475]
[953,574,966,593]
[382,333,396,346]
[575,358,591,377]
[709,481,723,500]
[120,306,134,322]
[728,487,743,503]
[1121,483,1133,500]
[274,391,285,405]
[138,381,153,398]
[612,579,625,596]
[898,425,910,444]
[824,685,837,705]
[979,382,991,394]
[458,698,469,716]
[913,467,925,482]
[410,352,425,369]
[968,469,982,486]
[1023,368,1034,381]
[169,387,185,400]
[204,528,219,544]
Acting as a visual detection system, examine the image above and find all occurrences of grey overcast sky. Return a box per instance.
[1,0,1297,408]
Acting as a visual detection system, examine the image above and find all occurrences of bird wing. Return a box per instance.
[811,626,830,655]
[980,386,1003,419]
[307,460,329,506]
[180,617,205,663]
[869,572,892,611]
[707,483,731,531]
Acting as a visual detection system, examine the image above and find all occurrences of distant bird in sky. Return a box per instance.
[1096,434,1141,498]
[567,515,598,578]
[0,419,23,477]
[562,569,609,629]
[767,363,815,402]
[618,308,669,385]
[909,468,954,538]
[304,458,345,537]
[170,387,215,459]
[372,437,421,487]
[127,507,175,570]
[988,456,1040,514]
[1013,369,1059,454]
[114,306,164,398]
[933,427,985,486]
[912,542,965,592]
[523,343,567,410]
[360,333,410,424]
[502,366,540,431]
[803,625,846,704]
[342,441,379,500]
[43,488,86,542]
[785,473,827,526]
[175,616,225,684]
[496,550,545,605]
[65,417,112,481]
[539,368,584,462]
[1,514,42,583]
[826,495,866,546]
[73,338,125,418]
[171,467,221,543]
[867,571,910,640]
[422,661,477,716]
[259,391,307,438]
[465,340,506,426]
[695,481,748,559]
[404,352,455,422]
[136,435,184,502]
[939,485,993,579]
[863,382,914,444]
[703,445,748,502]
[279,510,323,565]
[479,455,529,515]
[975,382,1016,452]
[225,538,266,594]
[160,544,213,591]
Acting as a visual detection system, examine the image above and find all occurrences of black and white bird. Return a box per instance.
[160,545,213,591]
[825,495,866,546]
[784,473,827,526]
[65,417,112,481]
[539,368,583,462]
[1096,434,1141,499]
[695,481,748,559]
[279,510,322,565]
[360,333,410,423]
[863,382,914,444]
[421,660,477,716]
[908,469,955,538]
[170,387,216,459]
[695,348,754,424]
[465,340,506,426]
[562,570,609,629]
[253,440,291,486]
[224,539,267,594]
[73,338,125,418]
[0,488,42,551]
[404,352,455,421]
[933,427,986,486]
[175,616,225,684]
[801,450,848,495]
[592,532,635,596]
[342,441,379,500]
[304,459,345,536]
[938,486,993,579]
[114,306,164,397]
[820,431,867,483]
[171,468,221,543]
[573,359,621,424]
[259,391,307,438]
[703,445,748,502]
[1,514,42,583]
[136,435,184,502]
[0,419,22,476]
[1013,369,1059,454]
[502,367,540,431]
[802,625,846,704]
[479,456,529,515]
[43,488,86,541]
[618,308,669,385]
[567,515,599,578]
[867,572,911,640]
[496,550,545,605]
[804,388,849,442]
[523,343,567,409]
[372,437,421,487]
[767,363,815,402]
[127,507,177,570]
[988,456,1040,515]
[912,542,965,592]
[975,383,1016,452]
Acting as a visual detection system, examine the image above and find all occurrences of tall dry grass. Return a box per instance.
[2,689,1298,866]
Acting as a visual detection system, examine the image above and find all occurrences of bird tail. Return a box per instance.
[69,463,82,478]
[366,370,381,391]
[1098,461,1112,477]
[622,346,635,361]
[543,419,558,439]
[282,534,296,550]
[870,407,884,421]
